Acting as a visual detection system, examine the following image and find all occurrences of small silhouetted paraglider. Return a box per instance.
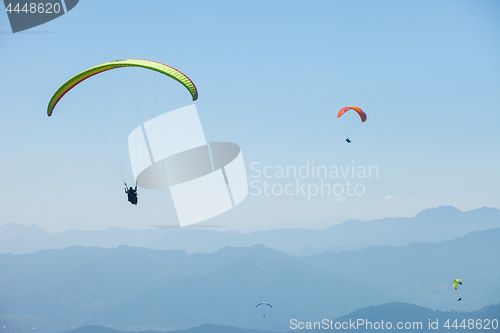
[256,302,272,318]
[453,279,463,302]
[337,107,366,143]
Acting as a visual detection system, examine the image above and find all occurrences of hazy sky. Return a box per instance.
[1,0,499,232]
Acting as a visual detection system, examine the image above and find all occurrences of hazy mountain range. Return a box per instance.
[1,206,499,256]
[1,226,499,331]
[2,301,499,332]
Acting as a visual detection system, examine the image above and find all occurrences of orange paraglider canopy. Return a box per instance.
[337,107,367,122]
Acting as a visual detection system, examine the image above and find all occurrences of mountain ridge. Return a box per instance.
[1,206,499,256]
[1,227,499,330]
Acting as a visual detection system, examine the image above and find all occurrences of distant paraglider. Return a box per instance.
[256,302,272,317]
[337,107,366,143]
[453,279,462,301]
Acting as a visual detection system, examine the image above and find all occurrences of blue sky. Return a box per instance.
[1,0,499,232]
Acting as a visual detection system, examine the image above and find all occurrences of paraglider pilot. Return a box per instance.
[346,138,351,143]
[125,183,138,205]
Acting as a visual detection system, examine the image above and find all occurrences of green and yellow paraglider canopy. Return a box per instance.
[453,279,462,290]
[47,59,198,116]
